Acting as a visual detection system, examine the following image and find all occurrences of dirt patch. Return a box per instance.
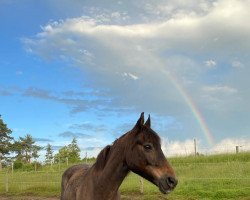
[0,195,160,200]
[0,195,141,200]
[0,196,59,200]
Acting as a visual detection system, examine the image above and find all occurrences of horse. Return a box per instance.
[61,112,178,200]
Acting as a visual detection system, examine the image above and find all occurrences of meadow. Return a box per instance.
[1,152,250,200]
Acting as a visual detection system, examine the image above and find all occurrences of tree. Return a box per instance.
[45,143,54,164]
[68,138,81,163]
[54,137,81,164]
[13,134,42,163]
[54,146,69,163]
[0,115,13,170]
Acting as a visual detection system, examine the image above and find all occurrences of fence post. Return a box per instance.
[194,138,197,156]
[140,178,144,194]
[50,160,53,170]
[11,162,14,175]
[5,173,9,192]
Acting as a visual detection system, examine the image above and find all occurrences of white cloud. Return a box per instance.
[143,0,214,20]
[211,138,250,154]
[162,138,197,157]
[162,137,250,157]
[204,60,216,68]
[81,147,103,158]
[202,85,238,95]
[231,60,244,69]
[200,85,240,111]
[26,0,250,63]
[122,72,139,80]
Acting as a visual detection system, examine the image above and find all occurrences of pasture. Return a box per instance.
[1,152,250,200]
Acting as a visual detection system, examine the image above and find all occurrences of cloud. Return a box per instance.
[23,87,54,100]
[200,85,240,111]
[122,72,139,80]
[211,138,250,153]
[23,0,250,144]
[162,137,250,157]
[231,60,244,69]
[82,146,100,151]
[34,138,54,143]
[69,122,107,133]
[0,88,12,96]
[81,146,103,158]
[51,145,64,151]
[21,87,112,114]
[21,87,90,113]
[58,131,93,139]
[204,60,216,69]
[202,85,238,94]
[162,139,196,157]
[142,0,214,23]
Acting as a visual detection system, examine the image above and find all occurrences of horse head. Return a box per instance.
[125,112,178,194]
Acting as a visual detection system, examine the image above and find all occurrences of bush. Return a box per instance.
[22,162,42,171]
[13,160,23,169]
[13,161,42,171]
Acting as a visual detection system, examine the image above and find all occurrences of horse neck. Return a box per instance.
[93,139,129,198]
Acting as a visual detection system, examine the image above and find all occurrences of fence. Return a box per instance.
[1,154,250,198]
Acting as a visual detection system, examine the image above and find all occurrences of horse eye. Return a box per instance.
[144,144,153,151]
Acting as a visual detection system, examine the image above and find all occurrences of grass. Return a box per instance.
[1,152,250,199]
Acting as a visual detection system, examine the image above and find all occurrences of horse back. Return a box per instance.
[61,164,90,200]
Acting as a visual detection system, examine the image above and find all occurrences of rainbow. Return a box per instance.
[162,70,215,145]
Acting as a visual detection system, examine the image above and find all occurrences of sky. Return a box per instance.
[1,0,250,160]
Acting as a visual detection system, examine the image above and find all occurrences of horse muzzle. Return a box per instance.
[158,175,178,194]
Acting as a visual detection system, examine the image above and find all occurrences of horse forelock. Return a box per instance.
[128,124,161,147]
[142,126,161,146]
[115,127,162,154]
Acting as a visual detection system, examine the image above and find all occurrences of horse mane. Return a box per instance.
[94,145,111,171]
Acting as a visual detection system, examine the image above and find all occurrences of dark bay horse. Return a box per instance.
[61,113,178,200]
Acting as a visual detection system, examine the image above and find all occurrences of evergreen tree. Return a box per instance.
[0,115,13,170]
[68,137,81,163]
[45,143,53,164]
[13,134,42,163]
[54,137,81,164]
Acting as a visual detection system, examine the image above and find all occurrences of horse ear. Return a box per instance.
[133,112,144,129]
[145,114,151,128]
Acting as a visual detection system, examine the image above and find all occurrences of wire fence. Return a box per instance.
[1,159,250,196]
[2,171,250,195]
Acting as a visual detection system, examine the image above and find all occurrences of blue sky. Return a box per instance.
[1,0,250,160]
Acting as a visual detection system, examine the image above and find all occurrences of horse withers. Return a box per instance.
[61,112,178,200]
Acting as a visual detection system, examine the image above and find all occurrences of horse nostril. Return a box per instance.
[167,176,178,188]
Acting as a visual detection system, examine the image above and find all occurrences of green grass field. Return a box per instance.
[1,152,250,199]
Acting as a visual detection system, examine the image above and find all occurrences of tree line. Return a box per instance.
[0,115,81,170]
